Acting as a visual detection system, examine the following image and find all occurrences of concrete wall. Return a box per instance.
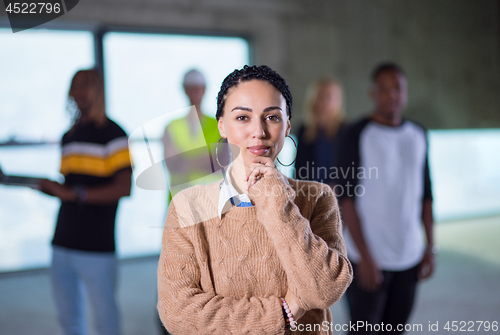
[2,0,499,130]
[286,0,500,130]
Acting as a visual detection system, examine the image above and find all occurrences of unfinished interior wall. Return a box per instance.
[2,0,498,129]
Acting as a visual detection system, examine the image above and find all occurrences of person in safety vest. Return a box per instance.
[161,69,223,203]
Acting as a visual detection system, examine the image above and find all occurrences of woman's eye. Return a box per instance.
[236,115,248,121]
[266,115,280,122]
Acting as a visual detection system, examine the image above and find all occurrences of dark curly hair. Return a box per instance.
[216,65,293,121]
[371,62,406,82]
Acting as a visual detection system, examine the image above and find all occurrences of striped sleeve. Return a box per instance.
[60,136,131,177]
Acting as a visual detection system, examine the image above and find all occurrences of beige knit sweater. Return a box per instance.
[158,173,352,335]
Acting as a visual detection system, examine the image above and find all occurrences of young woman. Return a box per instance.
[39,69,132,335]
[295,79,347,187]
[157,65,352,335]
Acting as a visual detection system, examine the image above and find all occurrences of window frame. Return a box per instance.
[0,20,254,87]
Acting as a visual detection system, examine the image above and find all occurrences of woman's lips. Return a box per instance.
[248,146,270,156]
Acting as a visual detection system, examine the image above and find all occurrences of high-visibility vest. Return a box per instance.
[165,115,221,202]
[168,115,219,156]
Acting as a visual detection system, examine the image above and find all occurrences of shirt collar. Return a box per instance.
[217,164,252,219]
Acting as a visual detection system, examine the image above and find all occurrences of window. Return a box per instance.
[0,28,94,142]
[104,32,250,137]
[429,129,500,221]
[0,28,250,271]
[0,28,94,271]
[103,32,250,259]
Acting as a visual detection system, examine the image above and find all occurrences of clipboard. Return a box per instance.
[0,165,45,189]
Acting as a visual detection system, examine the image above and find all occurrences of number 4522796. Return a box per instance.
[5,2,62,14]
[444,321,499,332]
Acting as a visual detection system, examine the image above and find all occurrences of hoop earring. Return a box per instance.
[216,137,230,168]
[277,135,297,167]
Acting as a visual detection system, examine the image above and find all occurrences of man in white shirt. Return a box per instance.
[338,63,435,334]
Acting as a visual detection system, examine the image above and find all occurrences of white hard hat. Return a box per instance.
[183,69,206,87]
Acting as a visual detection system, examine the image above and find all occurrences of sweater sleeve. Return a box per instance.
[248,173,353,311]
[157,201,287,335]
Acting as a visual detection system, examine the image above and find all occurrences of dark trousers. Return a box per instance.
[346,263,419,334]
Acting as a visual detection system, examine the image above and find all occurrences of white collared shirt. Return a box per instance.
[218,164,252,218]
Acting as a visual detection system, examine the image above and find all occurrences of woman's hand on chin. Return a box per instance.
[245,156,279,191]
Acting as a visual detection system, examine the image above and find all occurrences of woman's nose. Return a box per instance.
[251,120,266,138]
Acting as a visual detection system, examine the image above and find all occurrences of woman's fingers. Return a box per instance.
[245,157,275,180]
[246,167,264,190]
[250,156,274,167]
[245,165,274,190]
[245,157,280,190]
[245,163,274,180]
[245,164,265,180]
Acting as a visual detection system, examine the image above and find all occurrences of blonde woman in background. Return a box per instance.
[294,79,347,188]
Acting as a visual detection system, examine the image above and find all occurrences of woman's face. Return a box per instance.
[313,84,343,121]
[218,79,290,168]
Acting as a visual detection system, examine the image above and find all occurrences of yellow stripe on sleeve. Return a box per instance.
[60,148,131,177]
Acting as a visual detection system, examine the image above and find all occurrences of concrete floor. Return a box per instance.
[1,215,499,335]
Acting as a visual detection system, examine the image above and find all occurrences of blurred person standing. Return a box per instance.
[39,69,132,335]
[295,79,347,188]
[338,63,435,334]
[161,69,221,203]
